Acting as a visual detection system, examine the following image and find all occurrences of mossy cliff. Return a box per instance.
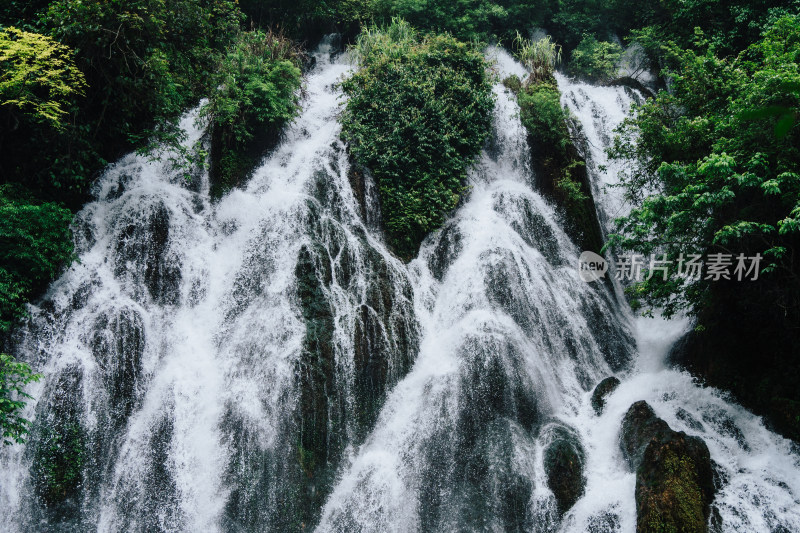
[285,187,419,529]
[509,73,604,254]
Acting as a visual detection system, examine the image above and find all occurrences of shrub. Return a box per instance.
[204,30,303,195]
[514,33,562,85]
[341,20,494,259]
[0,352,41,446]
[568,34,622,82]
[517,80,571,157]
[502,74,522,94]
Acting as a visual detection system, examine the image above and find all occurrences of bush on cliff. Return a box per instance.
[341,19,494,259]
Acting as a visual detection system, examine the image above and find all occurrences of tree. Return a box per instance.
[608,17,800,317]
[0,27,86,130]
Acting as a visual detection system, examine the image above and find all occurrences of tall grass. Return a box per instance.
[514,32,561,84]
[351,18,418,65]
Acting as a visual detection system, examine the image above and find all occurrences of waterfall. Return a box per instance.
[1,41,800,533]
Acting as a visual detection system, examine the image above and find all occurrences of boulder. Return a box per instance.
[543,424,586,516]
[620,401,715,533]
[591,376,621,415]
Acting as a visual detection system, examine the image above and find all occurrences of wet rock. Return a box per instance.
[91,307,145,424]
[30,366,87,523]
[603,76,655,99]
[294,243,338,490]
[701,407,749,452]
[542,424,586,516]
[620,401,673,470]
[676,407,705,432]
[591,376,621,415]
[580,296,635,372]
[620,401,715,533]
[428,221,463,281]
[114,201,181,305]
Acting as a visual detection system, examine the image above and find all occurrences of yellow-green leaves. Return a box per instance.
[0,27,86,130]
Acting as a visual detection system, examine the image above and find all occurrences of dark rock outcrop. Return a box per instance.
[591,376,620,415]
[669,278,800,443]
[603,76,656,99]
[542,424,586,516]
[620,401,715,533]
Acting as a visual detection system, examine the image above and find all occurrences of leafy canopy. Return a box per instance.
[0,27,86,129]
[608,16,800,317]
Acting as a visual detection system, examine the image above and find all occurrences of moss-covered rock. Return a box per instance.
[620,401,715,533]
[636,434,714,533]
[620,400,673,470]
[542,423,586,516]
[205,30,302,197]
[591,376,621,415]
[516,77,604,254]
[30,367,87,523]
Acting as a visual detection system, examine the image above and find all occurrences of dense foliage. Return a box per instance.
[608,15,800,439]
[609,17,800,317]
[238,0,373,40]
[341,20,495,258]
[0,187,75,333]
[0,353,41,445]
[568,35,622,82]
[204,30,302,195]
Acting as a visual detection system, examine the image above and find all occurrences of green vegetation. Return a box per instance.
[609,16,800,440]
[239,0,374,40]
[372,0,510,42]
[609,17,800,317]
[341,20,494,258]
[568,34,622,82]
[0,27,86,129]
[514,32,561,83]
[204,30,302,196]
[0,186,74,333]
[513,35,603,252]
[0,353,41,445]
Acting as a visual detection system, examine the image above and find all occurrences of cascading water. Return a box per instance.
[1,40,799,533]
[0,38,418,532]
[556,74,800,532]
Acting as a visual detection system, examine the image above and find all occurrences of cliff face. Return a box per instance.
[671,278,800,443]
